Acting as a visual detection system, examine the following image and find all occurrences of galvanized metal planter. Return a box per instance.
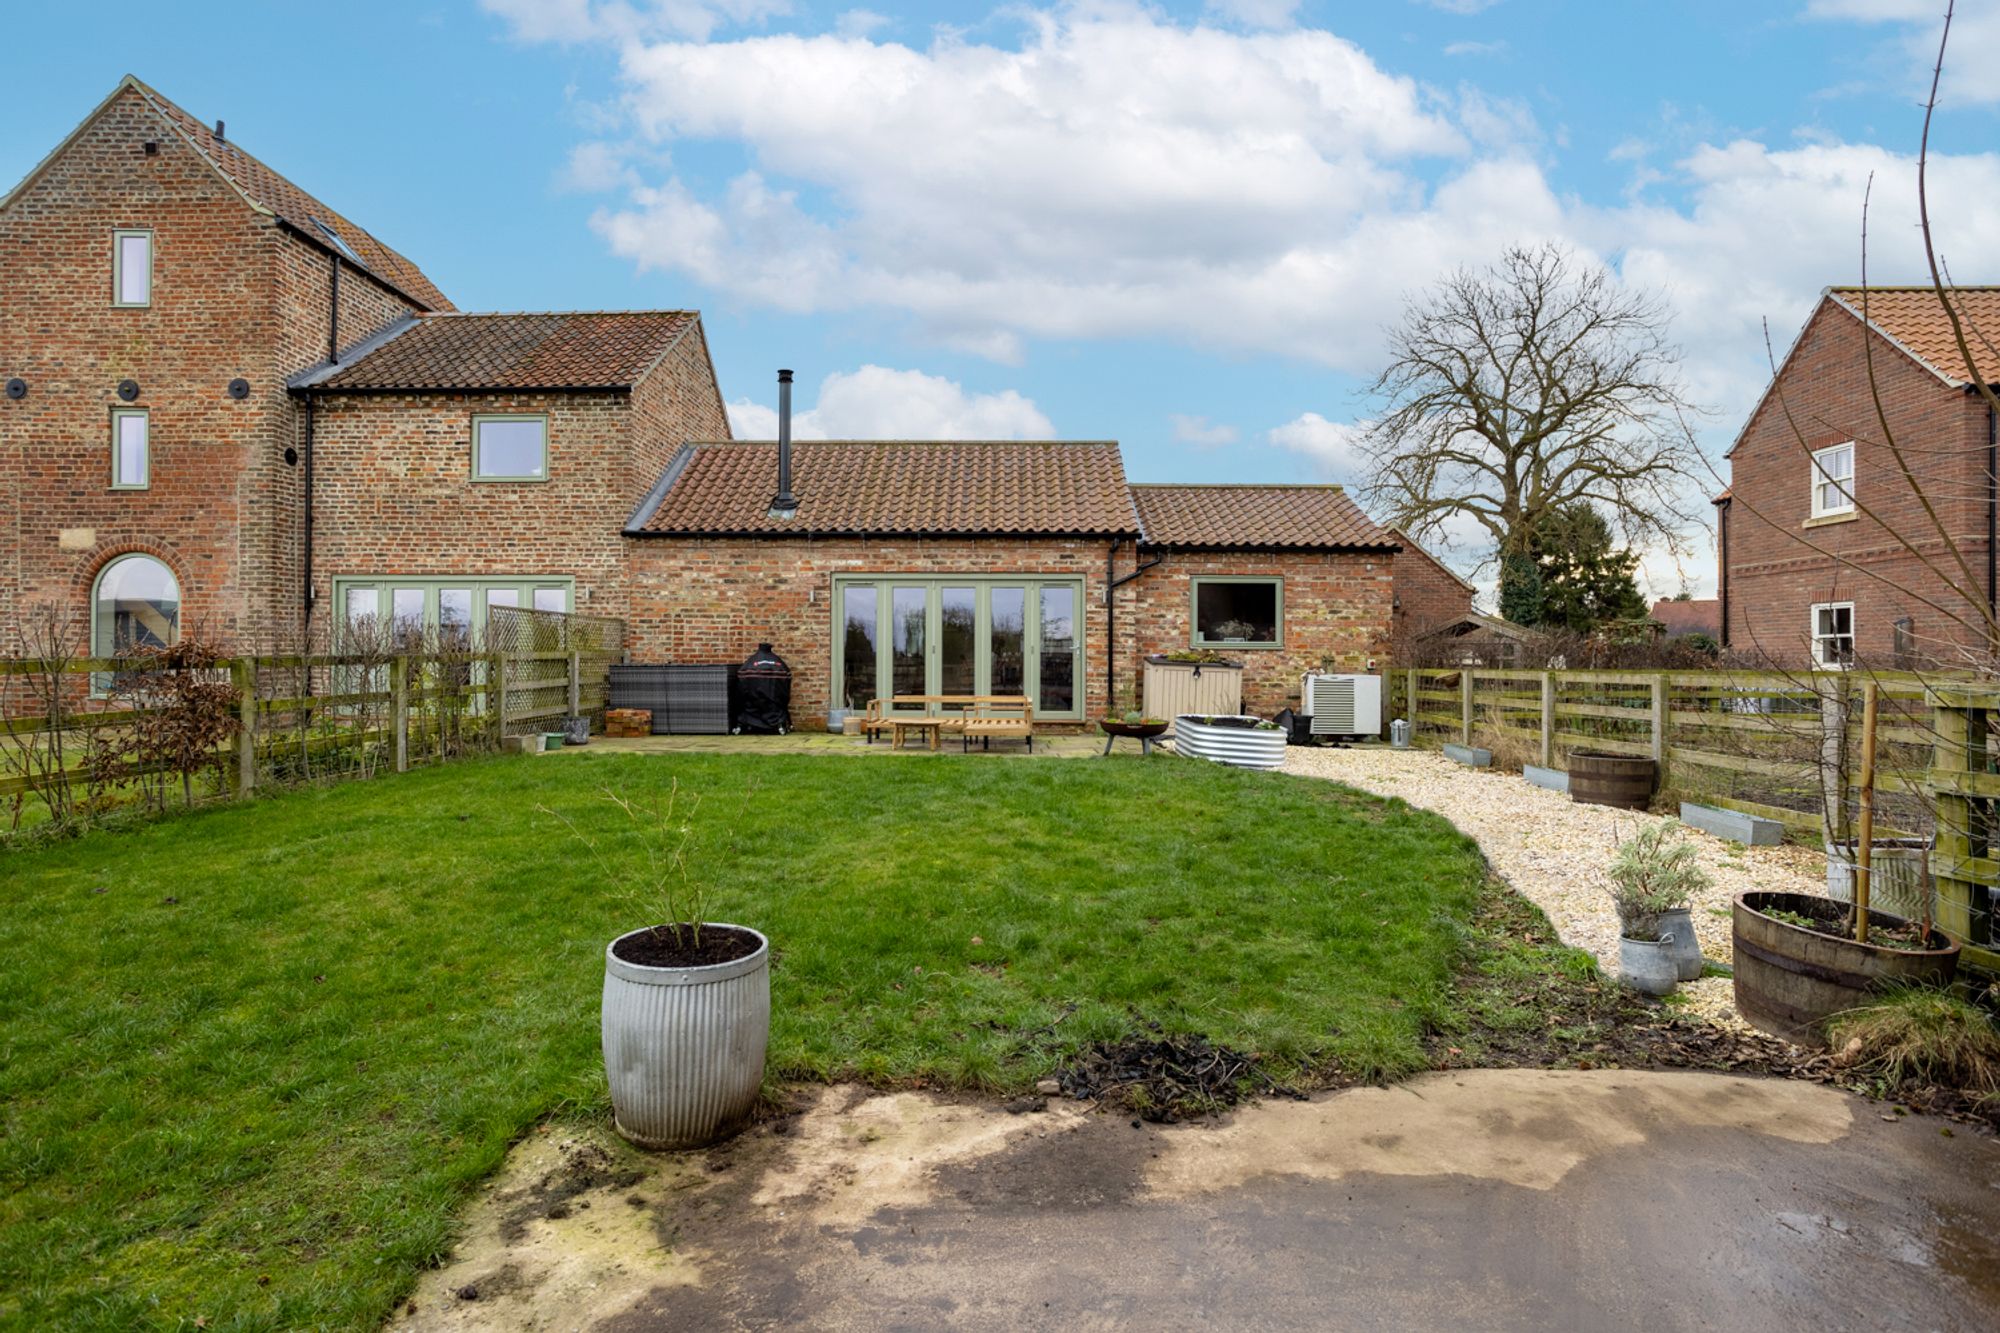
[1172,715,1287,769]
[1732,892,1958,1048]
[1442,742,1492,768]
[602,924,770,1150]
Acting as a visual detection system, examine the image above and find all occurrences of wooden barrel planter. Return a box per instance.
[1732,891,1960,1047]
[1567,750,1657,810]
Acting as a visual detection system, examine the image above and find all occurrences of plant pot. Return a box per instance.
[602,923,770,1150]
[541,732,566,752]
[1099,719,1169,739]
[1618,935,1680,996]
[1172,715,1287,769]
[1568,750,1656,810]
[1732,892,1959,1048]
[1658,905,1705,981]
[1443,742,1492,768]
[1825,839,1931,921]
[561,715,591,746]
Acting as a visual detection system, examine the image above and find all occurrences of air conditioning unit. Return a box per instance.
[1300,672,1382,738]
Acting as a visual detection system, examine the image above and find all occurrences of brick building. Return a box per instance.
[2,75,1467,729]
[1718,286,2000,668]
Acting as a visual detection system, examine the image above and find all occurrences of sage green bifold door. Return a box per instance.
[830,577,1084,721]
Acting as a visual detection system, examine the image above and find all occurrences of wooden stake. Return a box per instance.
[1854,678,1879,945]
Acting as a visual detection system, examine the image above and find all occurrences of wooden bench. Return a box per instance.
[860,695,1034,752]
[960,696,1034,753]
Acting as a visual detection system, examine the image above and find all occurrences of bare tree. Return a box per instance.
[1360,243,1708,573]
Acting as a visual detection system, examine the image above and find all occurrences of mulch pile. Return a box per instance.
[1056,1031,1305,1123]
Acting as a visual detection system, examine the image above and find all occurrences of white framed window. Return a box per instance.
[1810,442,1855,519]
[111,409,149,489]
[472,415,548,481]
[1811,601,1855,668]
[113,229,152,307]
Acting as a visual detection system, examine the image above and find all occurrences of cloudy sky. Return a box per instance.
[8,0,1999,598]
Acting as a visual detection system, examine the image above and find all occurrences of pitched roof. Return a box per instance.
[1826,286,2000,386]
[1129,484,1399,550]
[303,311,699,393]
[1650,598,1720,636]
[630,441,1139,537]
[1391,527,1476,591]
[2,76,452,312]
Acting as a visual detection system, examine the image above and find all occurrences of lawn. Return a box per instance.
[0,751,1487,1329]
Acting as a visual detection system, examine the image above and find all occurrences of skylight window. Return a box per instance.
[310,216,364,265]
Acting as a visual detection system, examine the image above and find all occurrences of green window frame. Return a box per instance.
[1190,576,1283,649]
[471,414,550,482]
[331,576,574,649]
[113,228,153,307]
[829,575,1086,721]
[111,408,149,489]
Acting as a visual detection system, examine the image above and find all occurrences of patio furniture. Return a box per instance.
[861,695,988,743]
[891,716,947,751]
[961,696,1034,753]
[1099,718,1167,756]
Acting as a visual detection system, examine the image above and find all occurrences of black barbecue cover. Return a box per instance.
[734,642,792,734]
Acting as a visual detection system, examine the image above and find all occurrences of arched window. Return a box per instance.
[92,554,180,659]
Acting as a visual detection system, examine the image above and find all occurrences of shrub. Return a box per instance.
[1607,818,1711,940]
[1827,988,2000,1096]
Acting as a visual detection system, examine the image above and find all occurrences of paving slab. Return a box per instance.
[391,1070,2000,1332]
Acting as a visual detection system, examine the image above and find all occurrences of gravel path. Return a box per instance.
[1282,747,1828,1026]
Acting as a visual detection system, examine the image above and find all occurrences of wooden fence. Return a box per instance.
[1395,666,1997,973]
[2,607,627,827]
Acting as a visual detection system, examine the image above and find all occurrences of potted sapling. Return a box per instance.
[1607,819,1710,995]
[544,782,769,1150]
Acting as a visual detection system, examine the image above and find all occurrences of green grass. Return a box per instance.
[0,752,1486,1329]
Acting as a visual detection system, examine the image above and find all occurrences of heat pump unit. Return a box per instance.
[1301,673,1382,737]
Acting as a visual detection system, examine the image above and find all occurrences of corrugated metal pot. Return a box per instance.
[602,924,770,1150]
[1172,715,1288,769]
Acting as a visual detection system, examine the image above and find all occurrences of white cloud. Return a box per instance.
[1169,413,1240,447]
[1268,412,1368,480]
[1203,0,1302,28]
[481,0,791,43]
[1803,0,2000,105]
[1443,39,1507,57]
[834,8,889,38]
[557,140,637,192]
[724,365,1056,440]
[1422,0,1503,13]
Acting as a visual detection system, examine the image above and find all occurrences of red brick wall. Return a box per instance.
[0,85,425,655]
[1116,547,1396,717]
[1389,533,1475,649]
[621,536,1396,729]
[623,536,1113,727]
[1725,299,1992,666]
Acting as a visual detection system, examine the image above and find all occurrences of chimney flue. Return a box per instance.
[770,368,798,517]
[213,119,226,145]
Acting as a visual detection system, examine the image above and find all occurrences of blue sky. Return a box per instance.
[6,0,1997,596]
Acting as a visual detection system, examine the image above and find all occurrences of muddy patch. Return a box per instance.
[390,1130,703,1332]
[1143,1067,1855,1199]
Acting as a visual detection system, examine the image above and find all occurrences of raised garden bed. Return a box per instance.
[1443,742,1492,768]
[1523,763,1567,792]
[1173,714,1287,769]
[1680,801,1780,846]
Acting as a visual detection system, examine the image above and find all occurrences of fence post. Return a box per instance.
[1539,671,1554,769]
[491,652,508,748]
[232,656,256,797]
[1460,670,1474,745]
[1650,673,1669,792]
[1928,689,1986,947]
[568,650,581,720]
[1405,669,1417,732]
[393,654,410,773]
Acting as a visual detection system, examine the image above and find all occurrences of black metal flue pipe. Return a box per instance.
[773,368,798,513]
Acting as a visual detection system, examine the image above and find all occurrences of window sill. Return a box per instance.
[1193,642,1282,652]
[470,475,551,484]
[1803,511,1857,529]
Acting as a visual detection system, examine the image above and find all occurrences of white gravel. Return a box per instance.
[1282,746,1829,1026]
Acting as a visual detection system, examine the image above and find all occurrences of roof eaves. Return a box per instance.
[631,524,1141,540]
[285,314,423,391]
[309,381,637,396]
[624,444,697,534]
[272,217,440,316]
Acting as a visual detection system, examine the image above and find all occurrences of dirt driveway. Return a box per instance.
[392,1070,2000,1331]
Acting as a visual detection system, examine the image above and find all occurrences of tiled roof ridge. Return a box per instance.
[685,438,1118,446]
[427,308,700,319]
[1131,481,1349,490]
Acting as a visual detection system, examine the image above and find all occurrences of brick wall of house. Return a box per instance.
[0,86,275,654]
[623,536,1114,726]
[1726,299,1992,666]
[1388,533,1475,649]
[1115,548,1396,717]
[305,391,637,639]
[0,84,430,657]
[619,535,1396,730]
[627,322,731,502]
